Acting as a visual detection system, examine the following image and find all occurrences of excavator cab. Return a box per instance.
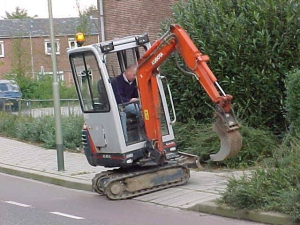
[68,34,178,168]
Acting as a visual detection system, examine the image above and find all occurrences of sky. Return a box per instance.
[1,0,97,19]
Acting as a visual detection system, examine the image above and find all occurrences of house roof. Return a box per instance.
[0,17,99,38]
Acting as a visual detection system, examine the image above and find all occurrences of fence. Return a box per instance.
[0,97,82,117]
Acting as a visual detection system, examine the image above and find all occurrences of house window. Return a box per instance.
[44,39,60,55]
[68,38,76,49]
[57,71,64,81]
[0,41,4,57]
[37,71,64,81]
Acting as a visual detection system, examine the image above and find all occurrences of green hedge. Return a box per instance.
[220,136,300,221]
[0,111,278,168]
[0,112,83,151]
[161,0,300,133]
[285,70,300,136]
[4,74,77,100]
[174,119,278,168]
[219,69,300,221]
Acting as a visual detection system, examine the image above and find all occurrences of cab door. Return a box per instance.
[69,50,110,148]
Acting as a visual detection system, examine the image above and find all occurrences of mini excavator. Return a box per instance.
[67,24,242,200]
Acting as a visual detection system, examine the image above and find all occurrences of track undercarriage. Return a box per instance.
[92,162,190,200]
[89,109,241,200]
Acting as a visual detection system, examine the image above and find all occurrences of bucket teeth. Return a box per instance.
[210,118,242,161]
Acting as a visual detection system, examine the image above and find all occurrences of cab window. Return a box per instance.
[69,51,109,112]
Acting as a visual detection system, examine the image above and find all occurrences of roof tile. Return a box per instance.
[0,17,98,38]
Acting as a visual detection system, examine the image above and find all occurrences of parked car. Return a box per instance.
[0,80,22,111]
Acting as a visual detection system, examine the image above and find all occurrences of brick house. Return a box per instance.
[0,18,99,82]
[0,0,179,82]
[101,0,178,41]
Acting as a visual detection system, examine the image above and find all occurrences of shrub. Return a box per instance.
[218,68,300,221]
[35,115,83,150]
[160,0,300,133]
[173,119,278,168]
[15,116,42,142]
[61,115,84,150]
[220,135,300,221]
[0,112,83,151]
[281,187,300,222]
[0,112,18,137]
[4,73,77,100]
[35,116,56,148]
[285,69,300,136]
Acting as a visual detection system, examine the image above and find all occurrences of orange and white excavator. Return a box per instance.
[67,24,242,200]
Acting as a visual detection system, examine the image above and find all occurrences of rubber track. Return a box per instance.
[92,164,190,200]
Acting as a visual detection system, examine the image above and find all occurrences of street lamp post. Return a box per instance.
[47,0,64,171]
[97,0,105,42]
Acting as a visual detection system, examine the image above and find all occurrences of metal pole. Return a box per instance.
[99,0,105,41]
[47,0,64,171]
[97,0,101,42]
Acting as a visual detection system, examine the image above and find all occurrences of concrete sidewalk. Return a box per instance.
[0,136,296,225]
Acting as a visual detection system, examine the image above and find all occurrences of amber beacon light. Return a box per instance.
[76,32,85,47]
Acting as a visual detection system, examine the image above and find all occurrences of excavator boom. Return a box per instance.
[137,24,242,161]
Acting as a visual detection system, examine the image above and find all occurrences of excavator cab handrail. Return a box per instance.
[158,75,177,125]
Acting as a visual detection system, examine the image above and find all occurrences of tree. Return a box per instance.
[75,1,97,35]
[3,7,37,19]
[3,36,36,99]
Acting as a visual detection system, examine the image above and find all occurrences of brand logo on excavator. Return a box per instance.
[151,52,164,66]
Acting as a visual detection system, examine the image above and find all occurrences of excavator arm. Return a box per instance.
[137,24,242,162]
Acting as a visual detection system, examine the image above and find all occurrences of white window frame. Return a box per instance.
[44,39,60,55]
[68,38,76,49]
[38,71,64,81]
[57,71,64,81]
[0,41,4,57]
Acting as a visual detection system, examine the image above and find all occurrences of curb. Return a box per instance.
[0,164,93,192]
[189,201,300,225]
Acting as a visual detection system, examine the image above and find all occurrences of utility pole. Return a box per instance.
[47,0,64,171]
[97,0,105,42]
[96,0,101,41]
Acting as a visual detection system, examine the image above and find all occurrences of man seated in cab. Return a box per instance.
[111,64,141,141]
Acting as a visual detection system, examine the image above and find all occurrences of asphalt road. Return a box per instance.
[0,173,265,225]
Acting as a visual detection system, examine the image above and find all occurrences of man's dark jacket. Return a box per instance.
[111,74,138,104]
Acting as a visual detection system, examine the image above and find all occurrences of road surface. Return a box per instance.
[0,173,265,225]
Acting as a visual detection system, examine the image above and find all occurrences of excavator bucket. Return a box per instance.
[210,116,242,161]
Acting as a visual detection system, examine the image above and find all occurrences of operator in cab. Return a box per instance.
[111,64,139,114]
[111,64,141,141]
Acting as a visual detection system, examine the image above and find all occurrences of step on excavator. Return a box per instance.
[67,24,242,200]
